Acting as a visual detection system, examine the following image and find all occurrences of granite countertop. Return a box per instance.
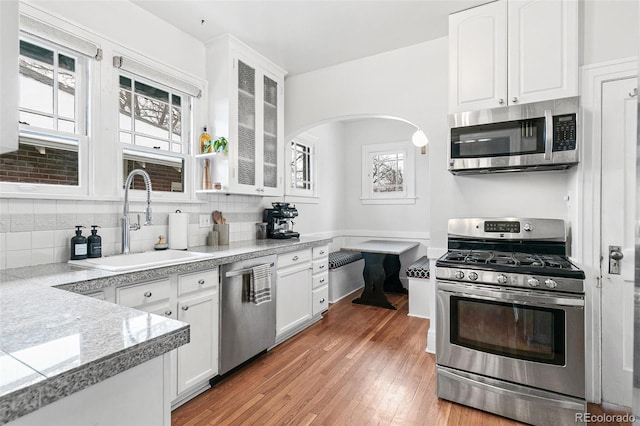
[0,237,331,425]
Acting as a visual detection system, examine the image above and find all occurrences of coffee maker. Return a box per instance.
[263,202,300,239]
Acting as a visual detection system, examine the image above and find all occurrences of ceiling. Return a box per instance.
[132,0,487,76]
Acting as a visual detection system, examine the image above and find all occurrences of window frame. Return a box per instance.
[0,33,90,197]
[285,132,318,201]
[361,141,416,205]
[117,70,194,199]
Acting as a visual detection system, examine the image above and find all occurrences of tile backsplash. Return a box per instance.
[0,194,265,269]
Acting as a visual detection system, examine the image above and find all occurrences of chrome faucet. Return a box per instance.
[122,169,153,254]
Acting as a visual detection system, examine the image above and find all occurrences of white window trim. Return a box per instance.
[1,32,90,197]
[361,140,416,205]
[285,132,319,203]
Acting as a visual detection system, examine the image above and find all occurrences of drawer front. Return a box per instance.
[117,278,171,308]
[312,272,329,290]
[278,249,312,269]
[312,286,329,316]
[313,245,329,259]
[312,258,329,275]
[178,269,218,296]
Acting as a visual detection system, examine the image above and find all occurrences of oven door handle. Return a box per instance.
[437,282,584,308]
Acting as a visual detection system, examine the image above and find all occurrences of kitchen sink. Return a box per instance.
[69,250,214,272]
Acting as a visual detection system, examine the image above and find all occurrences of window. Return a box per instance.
[361,141,416,204]
[286,133,317,199]
[0,35,88,190]
[118,73,191,193]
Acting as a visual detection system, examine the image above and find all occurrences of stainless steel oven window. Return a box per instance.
[449,296,566,365]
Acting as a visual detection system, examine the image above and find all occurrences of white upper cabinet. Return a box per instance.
[449,0,578,113]
[449,1,507,112]
[0,0,19,154]
[205,35,286,196]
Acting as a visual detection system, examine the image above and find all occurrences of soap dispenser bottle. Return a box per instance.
[87,225,102,258]
[70,226,87,260]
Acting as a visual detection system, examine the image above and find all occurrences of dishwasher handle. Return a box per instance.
[225,262,274,278]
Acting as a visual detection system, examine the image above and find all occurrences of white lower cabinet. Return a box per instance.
[176,270,218,397]
[276,259,312,338]
[115,268,219,407]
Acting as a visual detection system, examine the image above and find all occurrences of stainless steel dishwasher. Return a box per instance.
[219,255,277,375]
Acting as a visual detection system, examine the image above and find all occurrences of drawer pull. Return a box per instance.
[144,291,152,298]
[182,306,189,311]
[320,278,325,283]
[292,256,299,261]
[165,310,172,316]
[319,264,325,269]
[319,250,325,255]
[198,279,205,285]
[320,298,325,303]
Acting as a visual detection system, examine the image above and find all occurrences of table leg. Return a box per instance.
[383,254,408,294]
[352,252,396,310]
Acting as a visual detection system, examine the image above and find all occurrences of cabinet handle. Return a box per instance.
[320,298,325,303]
[182,306,189,311]
[292,256,299,261]
[198,279,205,285]
[319,250,325,255]
[320,278,325,283]
[144,291,152,298]
[498,98,504,105]
[165,310,172,316]
[512,97,518,103]
[319,264,325,269]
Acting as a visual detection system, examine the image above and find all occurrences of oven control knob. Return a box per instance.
[468,272,478,281]
[545,279,558,289]
[454,271,465,280]
[497,274,508,284]
[527,278,540,287]
[523,223,533,232]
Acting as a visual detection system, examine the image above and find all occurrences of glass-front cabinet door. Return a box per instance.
[262,75,278,190]
[237,60,256,187]
[231,58,283,196]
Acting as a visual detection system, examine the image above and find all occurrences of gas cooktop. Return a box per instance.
[437,249,585,280]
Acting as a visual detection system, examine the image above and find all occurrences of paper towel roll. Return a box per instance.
[168,211,188,250]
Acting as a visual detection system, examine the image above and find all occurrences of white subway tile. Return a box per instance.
[0,233,5,252]
[53,247,68,263]
[6,250,31,268]
[54,230,71,248]
[6,232,32,251]
[56,200,78,214]
[0,252,6,270]
[31,248,54,265]
[32,231,55,249]
[8,199,34,215]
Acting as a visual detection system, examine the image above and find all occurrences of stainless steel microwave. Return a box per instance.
[448,97,579,174]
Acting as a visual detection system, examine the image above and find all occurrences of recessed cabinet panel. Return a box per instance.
[508,0,578,104]
[449,1,507,112]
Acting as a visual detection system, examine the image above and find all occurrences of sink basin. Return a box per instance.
[69,250,214,272]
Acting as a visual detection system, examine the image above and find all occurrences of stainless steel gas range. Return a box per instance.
[436,218,586,425]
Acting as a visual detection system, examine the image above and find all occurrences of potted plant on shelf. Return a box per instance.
[213,136,228,155]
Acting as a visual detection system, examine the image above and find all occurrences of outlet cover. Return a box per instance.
[199,215,211,228]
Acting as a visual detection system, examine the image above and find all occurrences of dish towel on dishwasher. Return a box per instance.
[249,263,271,305]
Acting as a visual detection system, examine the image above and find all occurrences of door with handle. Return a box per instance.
[601,75,637,407]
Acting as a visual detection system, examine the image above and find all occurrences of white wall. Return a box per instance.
[341,118,429,235]
[278,121,346,240]
[29,0,206,80]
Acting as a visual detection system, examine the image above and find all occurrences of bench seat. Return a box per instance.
[328,251,364,303]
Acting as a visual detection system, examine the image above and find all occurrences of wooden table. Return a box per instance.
[342,240,419,310]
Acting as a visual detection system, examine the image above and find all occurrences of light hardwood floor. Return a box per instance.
[172,293,630,426]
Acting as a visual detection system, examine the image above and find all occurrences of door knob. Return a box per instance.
[609,245,623,275]
[609,249,624,260]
